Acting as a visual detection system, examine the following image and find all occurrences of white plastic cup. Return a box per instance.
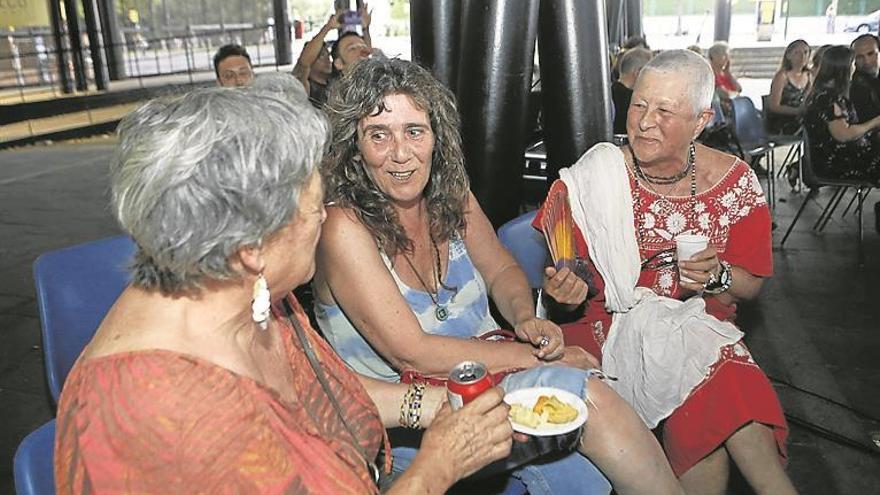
[675,234,708,284]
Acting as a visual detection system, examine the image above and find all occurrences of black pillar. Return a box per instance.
[272,0,292,65]
[714,0,732,41]
[97,0,126,80]
[624,0,643,39]
[410,0,462,91]
[63,0,88,90]
[539,0,613,181]
[606,0,624,49]
[49,0,73,93]
[456,0,539,227]
[82,0,108,89]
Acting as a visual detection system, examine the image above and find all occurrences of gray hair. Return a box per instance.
[111,87,329,293]
[251,72,310,104]
[619,47,653,76]
[638,49,715,115]
[707,42,729,62]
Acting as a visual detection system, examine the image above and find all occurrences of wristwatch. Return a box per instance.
[703,260,733,295]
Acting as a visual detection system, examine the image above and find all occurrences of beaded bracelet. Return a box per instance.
[399,382,426,429]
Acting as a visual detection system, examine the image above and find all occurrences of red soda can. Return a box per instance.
[447,361,493,410]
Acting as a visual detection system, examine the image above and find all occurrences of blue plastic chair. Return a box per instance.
[33,235,136,402]
[730,96,778,206]
[497,210,549,289]
[13,420,56,495]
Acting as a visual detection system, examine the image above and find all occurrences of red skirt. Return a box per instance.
[562,318,788,476]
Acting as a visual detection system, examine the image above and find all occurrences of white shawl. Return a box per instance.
[559,143,743,428]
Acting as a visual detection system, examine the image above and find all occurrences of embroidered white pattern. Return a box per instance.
[631,162,766,297]
[592,320,606,348]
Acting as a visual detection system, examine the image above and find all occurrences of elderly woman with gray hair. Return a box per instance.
[53,88,518,495]
[540,50,798,495]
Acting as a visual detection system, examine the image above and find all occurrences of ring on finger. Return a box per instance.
[539,335,550,347]
[706,270,718,286]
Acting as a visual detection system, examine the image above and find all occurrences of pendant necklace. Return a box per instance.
[401,237,458,321]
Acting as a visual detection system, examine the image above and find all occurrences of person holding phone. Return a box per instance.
[293,14,340,106]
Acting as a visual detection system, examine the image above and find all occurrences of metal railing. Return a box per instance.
[0,23,288,104]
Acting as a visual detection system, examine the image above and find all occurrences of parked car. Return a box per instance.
[844,9,880,33]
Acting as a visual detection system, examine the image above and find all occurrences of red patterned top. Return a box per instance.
[629,159,772,301]
[55,296,387,495]
[538,157,772,324]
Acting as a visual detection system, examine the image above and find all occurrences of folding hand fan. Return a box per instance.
[540,180,576,272]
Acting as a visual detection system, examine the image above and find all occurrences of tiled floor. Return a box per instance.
[1,140,879,494]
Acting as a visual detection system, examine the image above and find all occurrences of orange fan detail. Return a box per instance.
[540,180,576,272]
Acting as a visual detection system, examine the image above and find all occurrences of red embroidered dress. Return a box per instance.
[536,158,787,476]
[55,296,387,495]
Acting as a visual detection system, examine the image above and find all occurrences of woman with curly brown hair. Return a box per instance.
[313,57,684,495]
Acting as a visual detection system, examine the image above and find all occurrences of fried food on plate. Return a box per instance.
[533,395,579,424]
[509,404,543,428]
[508,394,579,429]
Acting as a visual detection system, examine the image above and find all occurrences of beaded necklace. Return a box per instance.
[629,143,699,266]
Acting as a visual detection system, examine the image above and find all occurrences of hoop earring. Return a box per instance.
[251,273,271,330]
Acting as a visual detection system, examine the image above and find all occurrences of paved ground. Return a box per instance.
[1,139,879,493]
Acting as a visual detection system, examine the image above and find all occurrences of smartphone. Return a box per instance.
[339,9,362,29]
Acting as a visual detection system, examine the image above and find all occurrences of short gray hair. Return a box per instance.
[619,47,653,76]
[707,42,729,62]
[251,72,310,104]
[111,87,329,293]
[638,49,715,115]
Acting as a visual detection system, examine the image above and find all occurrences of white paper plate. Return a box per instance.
[504,386,588,436]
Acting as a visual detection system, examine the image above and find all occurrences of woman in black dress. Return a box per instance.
[767,39,811,136]
[804,45,880,182]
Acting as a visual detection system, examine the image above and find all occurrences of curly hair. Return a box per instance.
[323,57,470,257]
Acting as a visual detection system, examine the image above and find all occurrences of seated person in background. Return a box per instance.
[708,42,742,101]
[611,35,651,81]
[54,88,515,495]
[809,44,832,80]
[540,50,797,495]
[850,34,880,124]
[292,14,340,106]
[804,45,880,183]
[849,34,880,231]
[612,47,653,135]
[315,57,684,495]
[623,35,650,51]
[213,44,254,87]
[767,39,811,135]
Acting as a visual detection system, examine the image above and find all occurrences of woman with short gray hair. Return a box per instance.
[543,50,798,495]
[54,87,515,495]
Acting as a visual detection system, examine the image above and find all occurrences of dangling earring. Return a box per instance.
[251,273,271,330]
